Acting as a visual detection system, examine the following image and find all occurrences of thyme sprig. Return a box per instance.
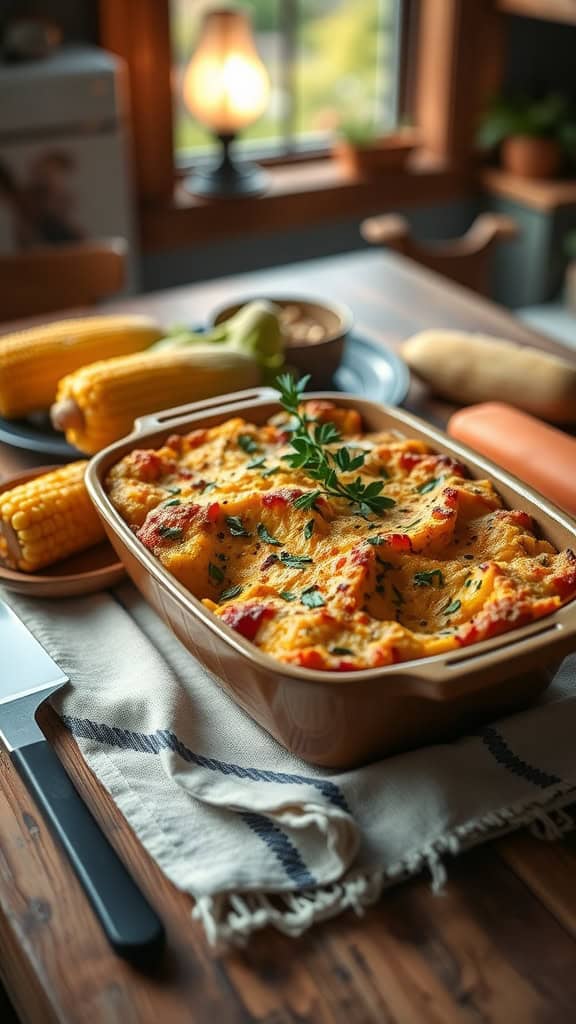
[275,373,396,517]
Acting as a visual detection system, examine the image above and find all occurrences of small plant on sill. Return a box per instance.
[478,92,576,180]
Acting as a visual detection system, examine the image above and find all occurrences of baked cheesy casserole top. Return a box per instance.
[105,400,576,672]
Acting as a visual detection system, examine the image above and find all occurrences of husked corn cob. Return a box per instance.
[0,315,163,418]
[51,346,261,454]
[0,461,105,572]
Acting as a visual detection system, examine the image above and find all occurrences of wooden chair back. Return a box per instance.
[0,239,128,322]
[360,213,519,295]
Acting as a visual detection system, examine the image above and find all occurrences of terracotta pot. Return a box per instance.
[501,135,562,180]
[332,135,415,180]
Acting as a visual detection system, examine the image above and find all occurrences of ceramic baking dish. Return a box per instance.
[85,389,576,768]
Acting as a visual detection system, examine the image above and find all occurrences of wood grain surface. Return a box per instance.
[1,251,575,1024]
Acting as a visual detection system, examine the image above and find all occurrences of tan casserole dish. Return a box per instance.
[85,388,576,768]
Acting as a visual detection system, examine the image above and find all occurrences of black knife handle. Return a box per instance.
[11,740,165,962]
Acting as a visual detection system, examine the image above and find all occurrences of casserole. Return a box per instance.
[86,389,576,768]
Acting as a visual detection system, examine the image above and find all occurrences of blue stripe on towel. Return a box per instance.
[241,812,316,888]
[61,714,320,888]
[60,715,349,811]
[480,725,563,788]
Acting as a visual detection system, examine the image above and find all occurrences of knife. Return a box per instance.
[0,600,165,961]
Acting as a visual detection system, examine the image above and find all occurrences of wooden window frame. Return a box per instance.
[99,0,503,250]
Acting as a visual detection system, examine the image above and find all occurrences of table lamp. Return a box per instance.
[183,7,270,198]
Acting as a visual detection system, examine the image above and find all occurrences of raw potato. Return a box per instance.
[402,329,576,423]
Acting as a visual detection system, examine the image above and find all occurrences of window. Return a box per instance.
[170,0,404,165]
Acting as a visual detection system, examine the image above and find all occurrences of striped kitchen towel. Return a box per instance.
[5,583,576,946]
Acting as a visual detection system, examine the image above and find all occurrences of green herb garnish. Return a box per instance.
[418,478,440,494]
[262,465,280,478]
[226,515,251,537]
[304,519,315,540]
[279,591,297,601]
[275,373,396,516]
[392,584,404,606]
[247,455,266,469]
[280,552,313,569]
[442,598,461,616]
[208,562,225,583]
[238,433,258,454]
[158,525,184,539]
[366,535,384,546]
[201,481,217,494]
[300,585,326,608]
[379,467,389,480]
[331,646,353,656]
[220,584,243,602]
[165,486,181,495]
[163,498,181,507]
[257,523,282,546]
[293,490,322,512]
[414,569,445,588]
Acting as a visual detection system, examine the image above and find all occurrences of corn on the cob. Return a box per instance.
[0,461,105,572]
[51,346,261,454]
[0,315,163,418]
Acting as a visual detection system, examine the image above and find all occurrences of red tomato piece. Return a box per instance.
[221,603,274,642]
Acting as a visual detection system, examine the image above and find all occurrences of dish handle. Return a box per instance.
[132,387,279,435]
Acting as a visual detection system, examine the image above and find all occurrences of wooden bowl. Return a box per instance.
[0,466,125,597]
[211,296,353,388]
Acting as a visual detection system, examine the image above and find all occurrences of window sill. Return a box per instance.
[141,155,472,252]
[481,168,576,212]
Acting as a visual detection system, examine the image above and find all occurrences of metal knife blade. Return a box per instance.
[0,598,165,960]
[0,599,68,751]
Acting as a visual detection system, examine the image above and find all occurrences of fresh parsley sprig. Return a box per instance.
[275,373,395,517]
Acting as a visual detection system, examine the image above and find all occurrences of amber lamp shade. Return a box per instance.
[182,8,270,198]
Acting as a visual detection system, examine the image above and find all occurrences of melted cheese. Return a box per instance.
[106,401,576,672]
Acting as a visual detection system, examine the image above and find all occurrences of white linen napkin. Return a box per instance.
[4,583,576,946]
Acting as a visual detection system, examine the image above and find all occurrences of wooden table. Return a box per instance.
[2,251,576,1024]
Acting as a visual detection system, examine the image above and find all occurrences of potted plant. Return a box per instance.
[332,119,416,179]
[478,92,576,180]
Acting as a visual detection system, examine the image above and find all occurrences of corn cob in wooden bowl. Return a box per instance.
[0,463,124,596]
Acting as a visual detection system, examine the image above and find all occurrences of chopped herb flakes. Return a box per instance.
[208,561,224,583]
[163,498,181,507]
[279,591,297,601]
[246,456,266,469]
[262,465,280,478]
[442,598,461,616]
[280,552,313,569]
[238,434,258,454]
[201,481,217,494]
[301,586,326,608]
[165,486,181,495]
[220,584,243,602]
[304,519,315,540]
[257,523,282,546]
[366,535,384,546]
[414,569,444,588]
[331,647,353,656]
[293,490,322,512]
[379,467,389,480]
[392,585,404,606]
[418,478,440,494]
[158,525,184,539]
[226,515,251,537]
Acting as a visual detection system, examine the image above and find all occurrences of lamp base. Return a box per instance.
[184,159,267,199]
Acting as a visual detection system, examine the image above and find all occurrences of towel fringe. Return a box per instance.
[192,787,576,947]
